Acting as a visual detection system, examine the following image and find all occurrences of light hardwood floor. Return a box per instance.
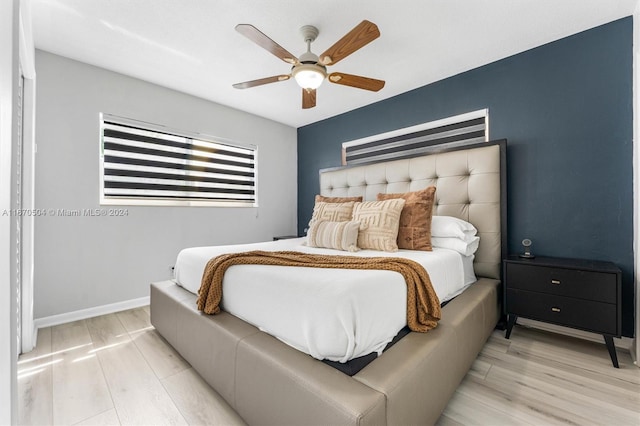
[18,307,640,425]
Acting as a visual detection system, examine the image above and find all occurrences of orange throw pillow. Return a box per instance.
[315,195,363,203]
[377,186,436,251]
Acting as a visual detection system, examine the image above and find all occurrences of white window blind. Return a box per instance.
[342,109,488,165]
[100,114,257,206]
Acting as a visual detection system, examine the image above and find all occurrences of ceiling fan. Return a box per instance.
[232,20,385,109]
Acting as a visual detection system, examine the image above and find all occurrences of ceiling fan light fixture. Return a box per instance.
[292,63,327,90]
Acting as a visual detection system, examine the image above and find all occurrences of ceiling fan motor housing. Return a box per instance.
[299,51,319,64]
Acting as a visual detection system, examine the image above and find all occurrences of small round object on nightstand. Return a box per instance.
[519,238,535,259]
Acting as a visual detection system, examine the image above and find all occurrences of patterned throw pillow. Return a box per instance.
[309,201,355,227]
[377,186,437,251]
[306,221,360,252]
[315,195,363,203]
[352,199,406,252]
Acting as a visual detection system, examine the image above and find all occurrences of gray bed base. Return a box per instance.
[150,277,499,425]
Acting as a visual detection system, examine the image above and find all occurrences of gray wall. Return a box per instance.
[34,50,297,319]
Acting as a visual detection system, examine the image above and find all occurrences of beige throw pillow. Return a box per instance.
[352,199,406,252]
[309,201,355,226]
[377,186,436,251]
[306,221,360,252]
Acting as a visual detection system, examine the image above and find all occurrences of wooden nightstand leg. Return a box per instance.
[505,314,518,339]
[603,335,619,368]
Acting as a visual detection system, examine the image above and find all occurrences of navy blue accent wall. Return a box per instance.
[297,18,634,337]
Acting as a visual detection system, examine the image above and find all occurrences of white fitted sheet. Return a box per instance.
[174,238,476,362]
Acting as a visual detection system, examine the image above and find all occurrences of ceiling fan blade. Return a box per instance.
[236,24,299,64]
[302,88,316,109]
[233,75,290,89]
[328,72,385,92]
[319,20,380,66]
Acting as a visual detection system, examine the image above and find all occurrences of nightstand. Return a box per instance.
[503,255,621,367]
[273,235,302,241]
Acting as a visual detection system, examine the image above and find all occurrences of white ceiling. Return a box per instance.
[31,0,637,128]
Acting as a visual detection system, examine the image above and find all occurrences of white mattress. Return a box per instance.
[174,237,476,362]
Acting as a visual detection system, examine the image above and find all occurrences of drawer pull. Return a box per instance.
[551,307,561,313]
[551,279,561,285]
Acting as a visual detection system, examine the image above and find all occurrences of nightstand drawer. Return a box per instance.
[507,289,617,335]
[505,263,616,303]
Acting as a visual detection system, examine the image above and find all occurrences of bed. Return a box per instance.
[150,139,507,425]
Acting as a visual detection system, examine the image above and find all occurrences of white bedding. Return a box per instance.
[174,237,476,362]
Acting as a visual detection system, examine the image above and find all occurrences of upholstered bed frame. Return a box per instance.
[150,139,507,425]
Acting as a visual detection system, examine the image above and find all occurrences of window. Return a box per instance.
[341,109,488,165]
[100,114,257,206]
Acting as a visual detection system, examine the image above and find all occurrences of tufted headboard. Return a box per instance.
[319,140,507,280]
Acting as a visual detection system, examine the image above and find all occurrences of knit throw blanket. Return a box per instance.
[196,250,442,332]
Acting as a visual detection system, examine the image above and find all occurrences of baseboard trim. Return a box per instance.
[517,318,633,351]
[33,296,150,330]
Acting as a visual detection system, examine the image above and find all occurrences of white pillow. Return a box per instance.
[431,236,480,256]
[431,216,477,242]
